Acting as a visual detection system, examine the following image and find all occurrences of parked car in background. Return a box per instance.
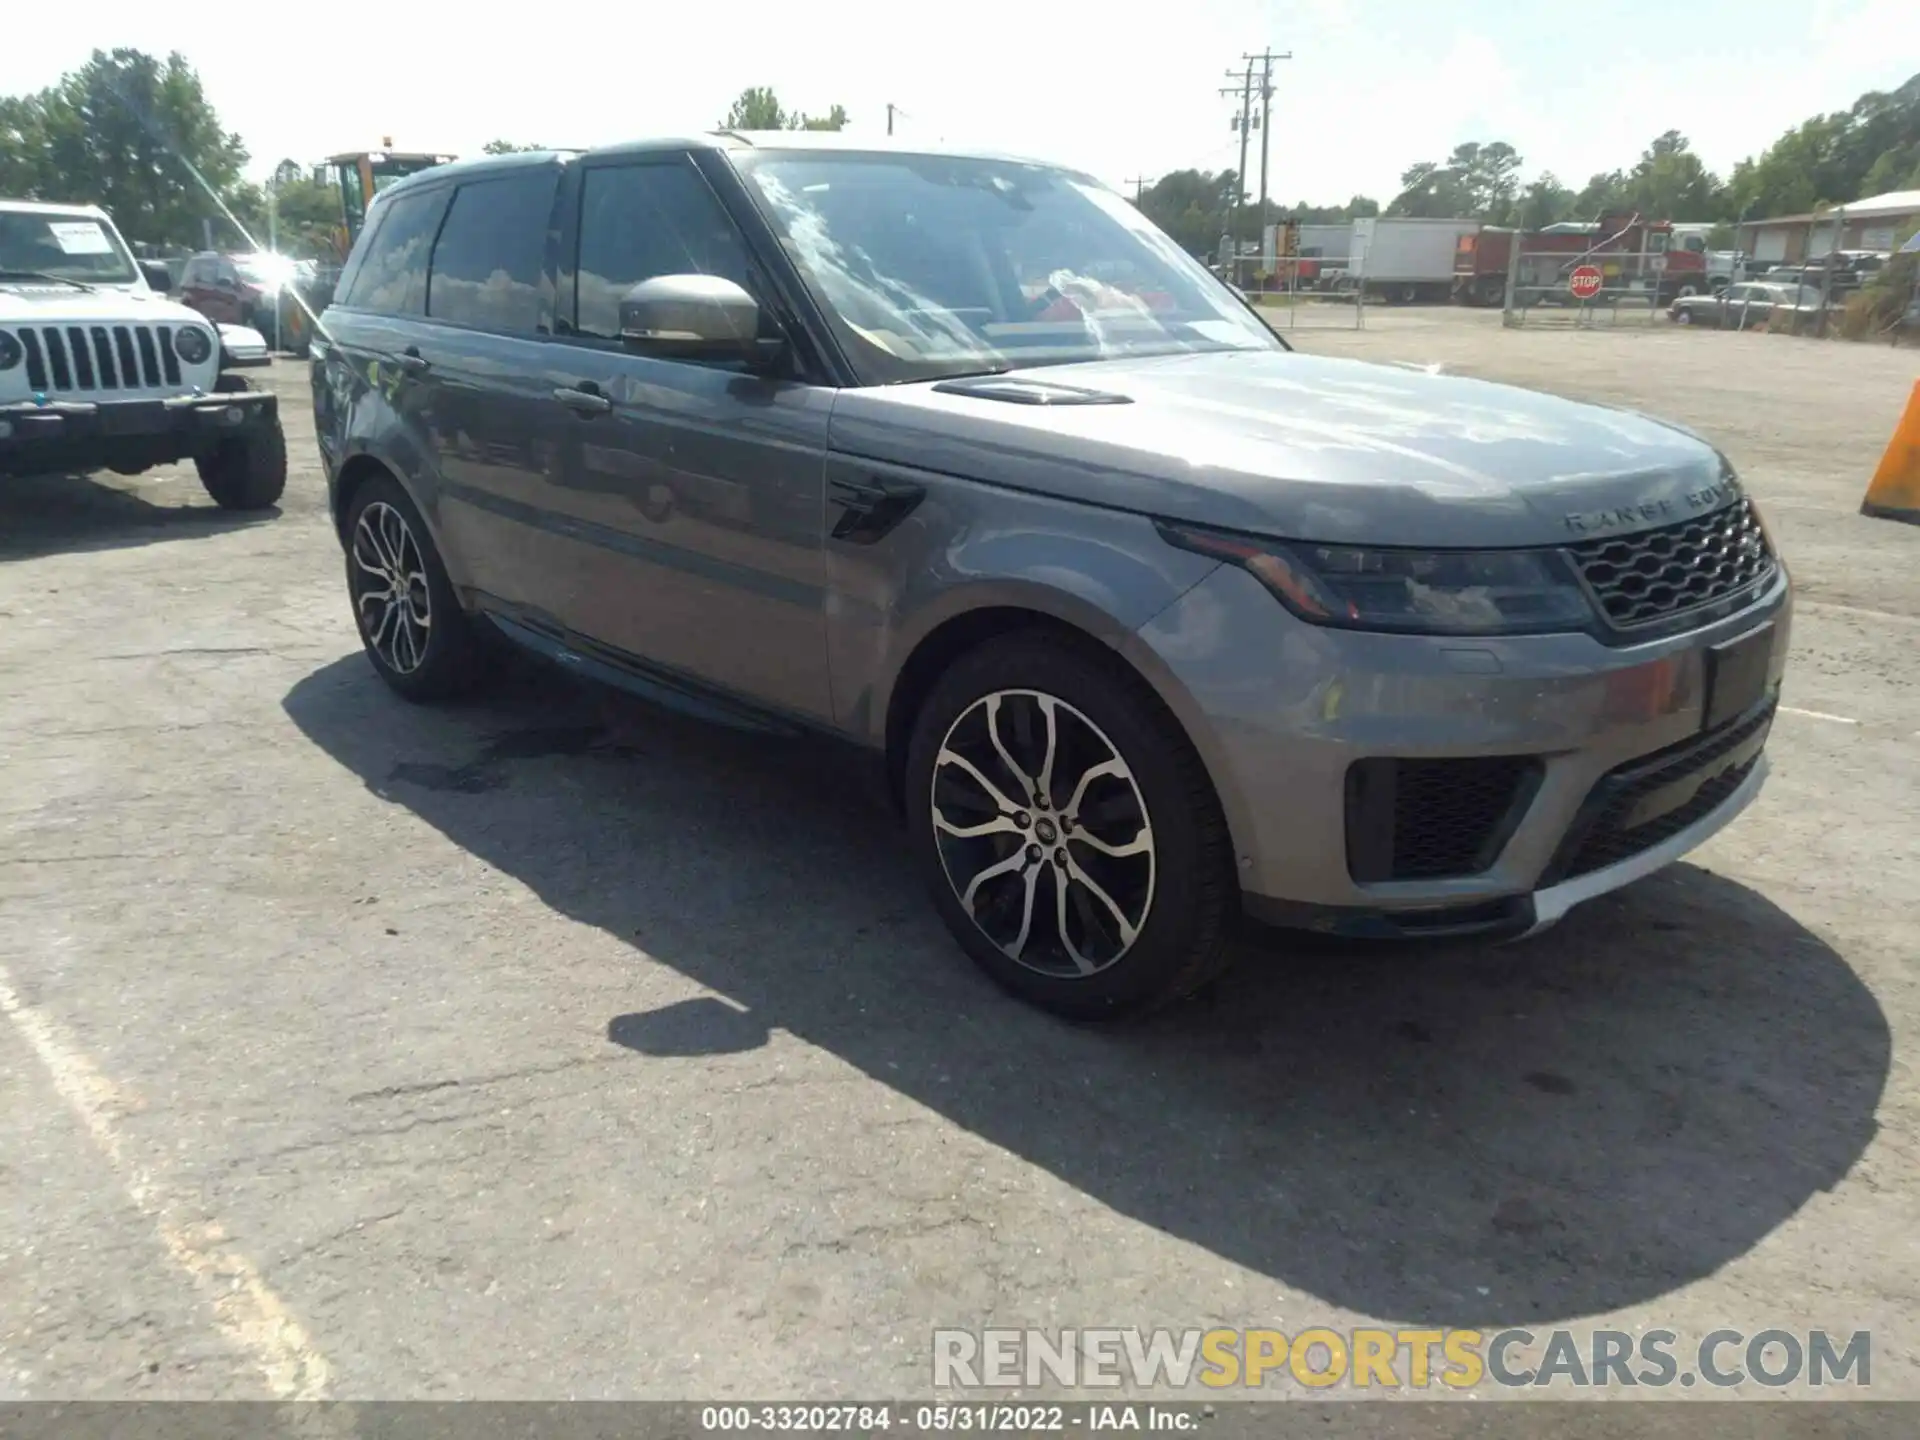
[1,198,286,508]
[312,136,1789,1020]
[177,251,315,353]
[1759,255,1884,299]
[1670,280,1826,328]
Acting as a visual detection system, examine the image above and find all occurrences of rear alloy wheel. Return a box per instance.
[344,475,486,701]
[907,635,1236,1020]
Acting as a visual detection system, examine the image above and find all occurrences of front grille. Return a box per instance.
[11,324,180,393]
[1346,755,1541,882]
[1553,700,1775,881]
[1569,499,1776,630]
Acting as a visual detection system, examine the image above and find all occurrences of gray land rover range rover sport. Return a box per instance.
[311,133,1790,1019]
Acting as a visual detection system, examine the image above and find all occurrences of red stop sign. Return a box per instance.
[1568,264,1604,300]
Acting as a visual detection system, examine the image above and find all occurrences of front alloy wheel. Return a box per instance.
[906,634,1237,1020]
[931,689,1155,978]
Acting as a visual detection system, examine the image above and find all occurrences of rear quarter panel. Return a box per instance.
[311,311,470,586]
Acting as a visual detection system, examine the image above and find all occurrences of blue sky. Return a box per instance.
[3,0,1917,207]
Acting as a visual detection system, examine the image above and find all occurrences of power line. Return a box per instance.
[1124,175,1153,203]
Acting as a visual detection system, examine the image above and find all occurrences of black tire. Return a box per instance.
[343,473,489,702]
[905,632,1237,1021]
[194,411,286,510]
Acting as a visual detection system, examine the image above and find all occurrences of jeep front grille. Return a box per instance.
[11,324,181,393]
[1568,499,1776,630]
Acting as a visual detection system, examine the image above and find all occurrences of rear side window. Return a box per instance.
[342,189,448,316]
[428,171,556,333]
[572,160,753,340]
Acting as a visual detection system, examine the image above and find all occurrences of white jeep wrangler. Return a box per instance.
[1,198,287,510]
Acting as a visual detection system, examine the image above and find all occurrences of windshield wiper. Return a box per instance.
[0,269,96,292]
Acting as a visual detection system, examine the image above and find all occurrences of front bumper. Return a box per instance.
[217,323,273,367]
[1131,562,1792,931]
[0,390,278,477]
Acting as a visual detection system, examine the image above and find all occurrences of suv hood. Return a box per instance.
[0,284,204,328]
[827,349,1737,548]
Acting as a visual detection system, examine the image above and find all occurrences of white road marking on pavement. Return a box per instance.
[0,963,333,1400]
[1798,598,1920,628]
[1780,706,1861,726]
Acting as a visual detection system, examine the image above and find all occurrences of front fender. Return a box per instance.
[823,457,1220,744]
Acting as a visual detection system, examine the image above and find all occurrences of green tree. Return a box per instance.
[239,173,344,259]
[722,86,787,130]
[1572,169,1630,217]
[0,49,251,247]
[1518,172,1576,229]
[1387,142,1524,221]
[1386,160,1474,218]
[0,94,46,197]
[794,104,850,132]
[718,88,849,132]
[1137,168,1239,256]
[1623,131,1724,219]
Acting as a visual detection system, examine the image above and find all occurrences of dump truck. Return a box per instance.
[1453,214,1712,306]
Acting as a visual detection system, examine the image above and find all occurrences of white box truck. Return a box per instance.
[1349,217,1482,303]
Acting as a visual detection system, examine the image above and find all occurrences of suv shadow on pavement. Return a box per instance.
[282,653,1889,1329]
[0,468,278,562]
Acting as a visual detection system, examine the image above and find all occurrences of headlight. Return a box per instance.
[0,329,21,371]
[174,326,213,365]
[1158,521,1596,636]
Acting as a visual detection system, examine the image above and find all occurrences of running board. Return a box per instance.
[483,613,805,738]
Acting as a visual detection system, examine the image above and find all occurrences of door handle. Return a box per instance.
[553,384,612,416]
[397,347,430,375]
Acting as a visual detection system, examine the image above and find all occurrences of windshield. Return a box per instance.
[372,159,443,195]
[0,209,139,284]
[735,152,1279,384]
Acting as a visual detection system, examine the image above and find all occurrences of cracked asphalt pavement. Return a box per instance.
[1,313,1916,1405]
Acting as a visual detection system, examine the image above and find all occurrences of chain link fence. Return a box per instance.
[1244,254,1367,331]
[1499,236,1668,329]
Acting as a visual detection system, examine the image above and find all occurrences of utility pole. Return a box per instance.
[1125,175,1151,203]
[1219,61,1255,271]
[1244,47,1292,268]
[887,103,895,136]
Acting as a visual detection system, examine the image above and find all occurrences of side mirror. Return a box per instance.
[618,274,766,364]
[216,275,237,290]
[141,260,174,292]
